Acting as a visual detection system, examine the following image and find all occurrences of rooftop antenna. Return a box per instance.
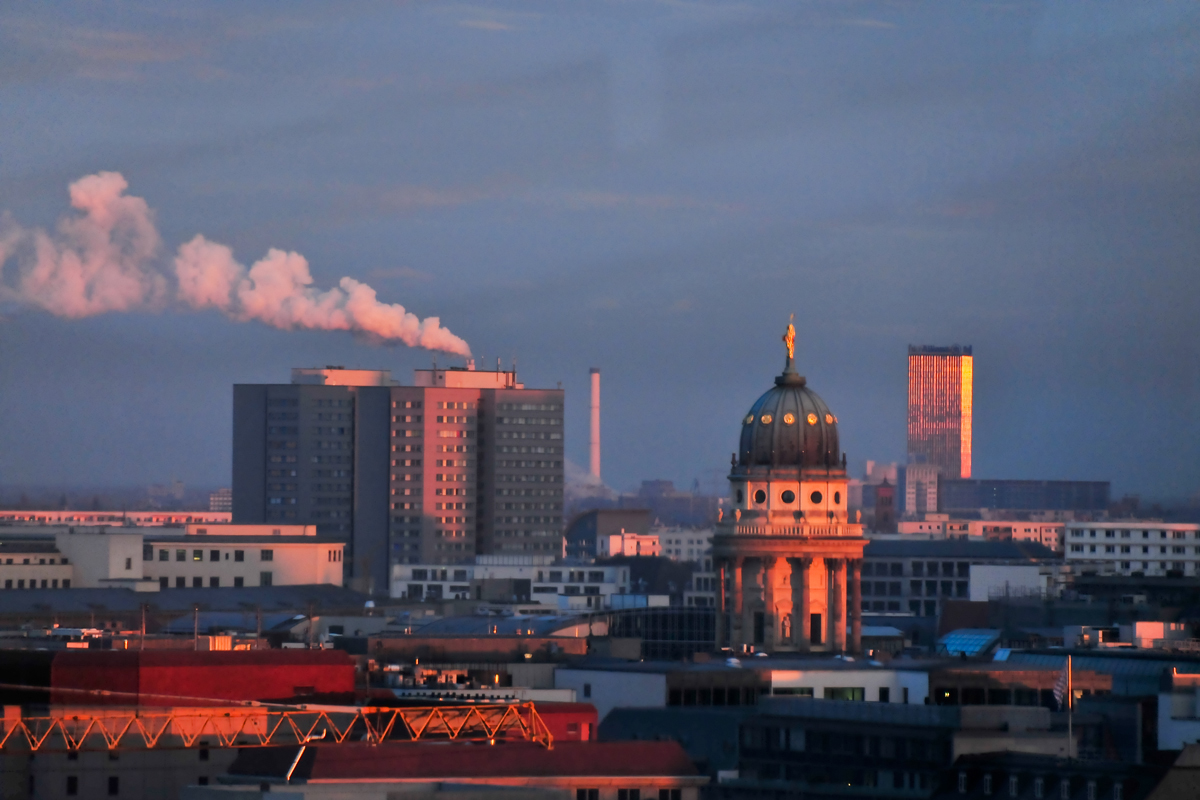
[497,357,501,372]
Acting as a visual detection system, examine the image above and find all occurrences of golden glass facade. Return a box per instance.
[907,345,973,479]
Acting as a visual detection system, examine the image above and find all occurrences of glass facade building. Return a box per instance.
[907,345,973,479]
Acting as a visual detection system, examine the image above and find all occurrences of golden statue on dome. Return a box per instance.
[782,315,796,361]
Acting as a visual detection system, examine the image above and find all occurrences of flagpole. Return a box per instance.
[1067,654,1073,759]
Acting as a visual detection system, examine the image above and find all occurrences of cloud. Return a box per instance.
[459,19,516,32]
[0,172,471,356]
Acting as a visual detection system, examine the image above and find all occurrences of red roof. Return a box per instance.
[296,741,699,781]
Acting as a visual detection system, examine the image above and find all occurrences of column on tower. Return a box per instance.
[850,558,863,654]
[732,556,745,651]
[741,558,755,650]
[716,559,728,649]
[763,557,777,651]
[833,558,848,653]
[790,557,812,652]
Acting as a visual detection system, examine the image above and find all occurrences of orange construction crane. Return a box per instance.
[0,701,553,753]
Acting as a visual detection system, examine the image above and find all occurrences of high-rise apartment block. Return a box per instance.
[907,345,973,479]
[233,365,564,592]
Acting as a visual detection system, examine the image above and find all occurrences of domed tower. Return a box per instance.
[712,324,866,654]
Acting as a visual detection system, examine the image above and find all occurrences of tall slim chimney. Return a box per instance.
[589,368,601,481]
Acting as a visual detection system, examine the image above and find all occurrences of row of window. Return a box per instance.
[143,547,273,562]
[496,445,561,454]
[959,772,1122,800]
[1,556,66,565]
[1070,544,1198,555]
[3,578,70,589]
[1072,528,1195,539]
[155,574,271,588]
[495,416,562,425]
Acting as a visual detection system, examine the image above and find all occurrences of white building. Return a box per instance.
[391,555,629,608]
[598,531,660,557]
[1064,521,1200,577]
[0,524,344,592]
[657,528,713,564]
[1158,669,1200,750]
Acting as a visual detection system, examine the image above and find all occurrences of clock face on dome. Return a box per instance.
[783,412,795,425]
[760,413,773,425]
[825,413,834,424]
[806,413,818,425]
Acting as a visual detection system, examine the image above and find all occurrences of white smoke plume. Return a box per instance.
[0,172,471,356]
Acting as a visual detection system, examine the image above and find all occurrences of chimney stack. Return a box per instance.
[589,368,601,482]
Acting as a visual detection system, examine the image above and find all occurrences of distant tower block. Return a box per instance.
[907,345,973,479]
[589,368,601,481]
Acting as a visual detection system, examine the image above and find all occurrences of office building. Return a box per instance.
[907,345,973,479]
[234,365,564,589]
[940,479,1110,514]
[1064,521,1200,577]
[861,539,1057,618]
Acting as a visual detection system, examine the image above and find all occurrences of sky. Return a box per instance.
[0,1,1198,501]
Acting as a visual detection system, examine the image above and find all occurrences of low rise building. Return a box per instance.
[0,524,344,592]
[391,556,629,608]
[554,658,933,722]
[862,540,1058,618]
[1064,521,1200,577]
[1158,669,1200,751]
[598,531,660,558]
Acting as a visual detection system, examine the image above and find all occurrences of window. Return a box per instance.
[159,549,168,561]
[234,577,244,588]
[108,776,119,795]
[878,687,890,702]
[958,772,967,794]
[1034,777,1044,798]
[159,577,168,589]
[583,683,592,698]
[235,550,244,562]
[193,577,203,588]
[176,549,185,562]
[200,748,210,761]
[210,550,220,562]
[659,791,681,800]
[618,790,640,800]
[193,549,203,561]
[578,791,599,800]
[1087,780,1096,800]
[983,774,992,795]
[1061,779,1070,800]
[1010,776,1019,797]
[260,571,273,586]
[209,577,220,588]
[67,776,78,796]
[176,577,185,588]
[261,550,274,561]
[124,557,132,570]
[143,545,153,561]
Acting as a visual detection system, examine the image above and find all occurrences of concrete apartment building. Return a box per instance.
[896,516,1064,551]
[233,364,564,592]
[1065,521,1200,577]
[0,524,343,591]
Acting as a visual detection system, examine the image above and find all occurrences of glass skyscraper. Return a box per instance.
[907,345,973,480]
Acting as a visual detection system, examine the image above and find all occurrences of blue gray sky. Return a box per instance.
[1,1,1198,500]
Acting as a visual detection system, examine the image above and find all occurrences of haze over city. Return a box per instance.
[2,1,1198,501]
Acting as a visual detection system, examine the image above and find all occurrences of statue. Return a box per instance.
[782,314,796,361]
[856,509,862,524]
[717,508,723,523]
[734,508,741,522]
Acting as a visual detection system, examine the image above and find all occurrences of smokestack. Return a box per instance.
[589,368,601,482]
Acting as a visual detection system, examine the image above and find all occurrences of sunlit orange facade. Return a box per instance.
[907,345,973,479]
